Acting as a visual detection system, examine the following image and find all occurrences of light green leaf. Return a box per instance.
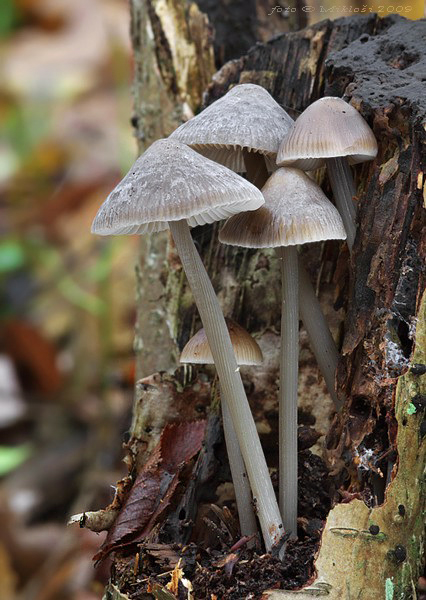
[0,444,31,476]
[0,240,25,272]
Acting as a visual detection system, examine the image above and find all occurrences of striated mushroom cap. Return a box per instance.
[170,84,293,172]
[276,97,378,171]
[219,167,347,248]
[91,139,264,235]
[180,318,263,366]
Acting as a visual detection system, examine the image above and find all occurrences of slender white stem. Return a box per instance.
[169,220,283,550]
[298,260,342,410]
[221,391,258,541]
[277,245,299,537]
[326,157,357,252]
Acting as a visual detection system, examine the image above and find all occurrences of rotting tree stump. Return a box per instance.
[100,10,425,600]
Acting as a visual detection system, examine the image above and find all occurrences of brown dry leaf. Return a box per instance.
[143,544,180,570]
[159,420,208,472]
[94,474,160,561]
[94,421,206,561]
[131,372,211,470]
[2,319,63,395]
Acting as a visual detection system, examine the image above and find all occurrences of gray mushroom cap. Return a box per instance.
[180,318,263,366]
[170,84,293,172]
[276,97,378,171]
[219,167,347,248]
[91,138,264,235]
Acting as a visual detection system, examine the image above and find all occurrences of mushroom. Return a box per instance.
[174,87,340,407]
[276,97,377,251]
[180,318,263,366]
[170,83,293,188]
[91,138,283,550]
[219,167,346,535]
[180,318,262,540]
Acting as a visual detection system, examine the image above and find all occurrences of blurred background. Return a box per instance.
[0,1,136,598]
[0,1,424,599]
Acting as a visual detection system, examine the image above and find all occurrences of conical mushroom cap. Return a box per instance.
[91,139,264,235]
[277,97,378,171]
[170,84,293,172]
[180,319,263,366]
[219,167,347,248]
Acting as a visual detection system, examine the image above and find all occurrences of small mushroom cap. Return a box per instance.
[219,167,347,248]
[91,139,264,235]
[180,319,263,366]
[276,97,378,171]
[170,84,293,172]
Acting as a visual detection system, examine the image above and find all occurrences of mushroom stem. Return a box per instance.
[277,244,299,537]
[243,149,270,189]
[169,219,283,551]
[298,260,341,410]
[221,393,258,541]
[325,157,357,251]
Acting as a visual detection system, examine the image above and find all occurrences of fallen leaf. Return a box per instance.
[3,319,63,395]
[94,420,206,561]
[142,544,180,570]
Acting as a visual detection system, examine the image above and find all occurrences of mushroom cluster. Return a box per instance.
[91,84,377,550]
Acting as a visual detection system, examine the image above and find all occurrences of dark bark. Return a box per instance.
[194,0,308,65]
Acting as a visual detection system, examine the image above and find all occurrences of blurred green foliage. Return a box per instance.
[0,0,21,39]
[0,444,32,476]
[0,239,26,273]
